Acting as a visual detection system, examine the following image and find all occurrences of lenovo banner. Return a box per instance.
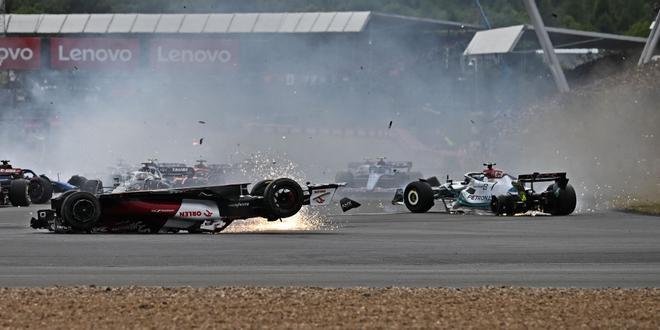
[149,39,239,69]
[0,37,41,70]
[51,38,140,70]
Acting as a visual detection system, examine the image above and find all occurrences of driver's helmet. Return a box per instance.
[134,172,148,181]
[483,167,504,179]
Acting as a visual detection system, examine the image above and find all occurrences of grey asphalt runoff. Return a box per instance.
[0,205,659,287]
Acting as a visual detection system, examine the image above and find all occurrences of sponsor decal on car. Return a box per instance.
[173,199,220,221]
[228,202,249,208]
[310,188,335,206]
[178,210,203,217]
[151,209,176,213]
[467,194,491,201]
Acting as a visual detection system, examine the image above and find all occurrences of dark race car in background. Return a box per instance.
[111,161,171,193]
[334,158,422,203]
[393,163,577,216]
[31,178,360,234]
[336,158,422,189]
[0,160,78,206]
[156,162,195,186]
[174,160,232,187]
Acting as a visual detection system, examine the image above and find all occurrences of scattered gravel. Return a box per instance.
[0,287,658,329]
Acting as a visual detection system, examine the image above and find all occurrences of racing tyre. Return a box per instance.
[80,179,103,194]
[263,178,304,219]
[500,195,517,216]
[67,175,88,188]
[9,179,31,207]
[250,179,273,196]
[61,192,101,231]
[403,181,434,213]
[547,183,577,216]
[490,196,501,215]
[335,171,354,187]
[28,176,53,204]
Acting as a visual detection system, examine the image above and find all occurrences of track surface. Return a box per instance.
[1,205,659,287]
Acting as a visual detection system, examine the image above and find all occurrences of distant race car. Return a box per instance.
[156,162,195,186]
[111,161,171,193]
[335,158,422,190]
[30,178,361,233]
[176,160,231,187]
[0,160,76,206]
[392,163,577,216]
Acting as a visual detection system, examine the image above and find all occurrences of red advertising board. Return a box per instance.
[50,38,140,70]
[149,38,239,69]
[0,37,41,70]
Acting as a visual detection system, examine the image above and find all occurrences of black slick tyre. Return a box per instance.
[490,196,501,215]
[67,175,88,188]
[9,179,31,206]
[547,183,577,216]
[250,179,273,196]
[61,192,101,231]
[28,176,53,204]
[403,181,434,213]
[263,178,304,219]
[499,195,516,216]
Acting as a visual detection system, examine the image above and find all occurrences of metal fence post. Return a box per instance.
[522,0,570,93]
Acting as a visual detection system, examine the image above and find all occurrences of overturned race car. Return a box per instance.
[31,178,360,233]
[393,163,577,216]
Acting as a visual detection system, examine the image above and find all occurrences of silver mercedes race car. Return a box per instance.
[393,163,577,216]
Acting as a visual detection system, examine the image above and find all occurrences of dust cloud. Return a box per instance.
[0,20,656,212]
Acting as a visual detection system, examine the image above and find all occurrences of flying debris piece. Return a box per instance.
[388,121,393,129]
[198,120,206,124]
[470,120,475,124]
[340,198,361,212]
[199,138,204,145]
[192,138,204,146]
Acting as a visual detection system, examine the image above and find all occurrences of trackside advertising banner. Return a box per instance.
[51,38,140,70]
[148,38,239,70]
[0,37,41,69]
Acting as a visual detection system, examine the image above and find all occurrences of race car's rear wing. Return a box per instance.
[518,172,569,188]
[159,166,195,178]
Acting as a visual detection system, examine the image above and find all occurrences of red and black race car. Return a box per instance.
[30,178,360,233]
[0,160,56,206]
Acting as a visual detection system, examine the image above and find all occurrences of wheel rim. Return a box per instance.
[273,187,297,210]
[72,199,96,223]
[407,190,419,205]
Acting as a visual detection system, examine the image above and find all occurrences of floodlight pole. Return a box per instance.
[522,0,570,92]
[638,10,660,66]
[0,0,5,35]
